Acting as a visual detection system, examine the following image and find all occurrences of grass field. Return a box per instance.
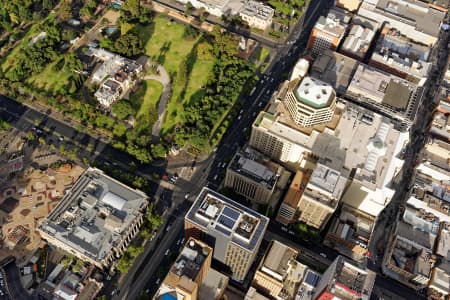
[136,15,214,134]
[130,79,163,128]
[26,60,72,94]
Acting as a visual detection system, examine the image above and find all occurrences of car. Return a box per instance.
[184,193,190,199]
[177,239,182,245]
[252,112,257,117]
[239,109,244,114]
[213,175,218,181]
[58,136,64,142]
[166,224,171,232]
[156,278,161,285]
[145,289,150,294]
[319,253,327,258]
[237,115,242,120]
[165,249,170,256]
[180,237,185,244]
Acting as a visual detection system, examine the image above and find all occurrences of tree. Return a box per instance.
[72,259,84,273]
[121,0,140,19]
[147,203,163,229]
[114,33,143,57]
[26,132,35,140]
[150,144,166,158]
[58,0,72,21]
[61,255,74,269]
[121,22,134,35]
[112,100,135,119]
[38,137,46,145]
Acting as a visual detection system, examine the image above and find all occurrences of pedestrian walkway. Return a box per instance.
[142,64,171,143]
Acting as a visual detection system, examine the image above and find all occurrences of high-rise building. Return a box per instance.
[313,256,375,300]
[185,187,269,282]
[307,8,350,56]
[296,163,347,230]
[249,111,311,165]
[39,168,148,270]
[252,240,306,299]
[154,238,221,300]
[224,147,288,205]
[284,77,336,128]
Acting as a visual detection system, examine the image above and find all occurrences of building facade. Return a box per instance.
[296,163,347,230]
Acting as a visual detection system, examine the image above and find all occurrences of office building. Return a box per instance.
[284,76,337,128]
[307,8,351,56]
[224,147,289,205]
[357,0,446,46]
[239,1,274,30]
[340,16,379,60]
[296,163,347,230]
[249,111,311,165]
[185,188,269,282]
[252,240,306,299]
[369,24,432,84]
[154,238,226,300]
[39,168,148,270]
[313,256,375,300]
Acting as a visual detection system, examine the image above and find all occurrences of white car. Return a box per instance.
[156,278,161,285]
[165,249,170,256]
[320,253,327,258]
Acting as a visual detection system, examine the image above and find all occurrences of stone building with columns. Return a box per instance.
[38,168,148,270]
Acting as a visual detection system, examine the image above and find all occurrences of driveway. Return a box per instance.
[142,64,171,143]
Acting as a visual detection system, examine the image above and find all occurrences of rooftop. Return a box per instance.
[259,240,298,281]
[308,163,346,199]
[170,238,212,280]
[185,187,269,251]
[340,16,378,59]
[347,64,414,109]
[314,8,351,38]
[370,24,432,81]
[240,1,274,20]
[310,50,359,96]
[39,168,148,262]
[357,0,446,46]
[294,77,335,109]
[228,147,281,190]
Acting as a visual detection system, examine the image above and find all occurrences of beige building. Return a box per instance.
[284,77,337,128]
[39,168,148,270]
[252,240,306,299]
[239,1,274,30]
[276,170,309,225]
[296,163,347,230]
[224,147,288,205]
[185,188,269,282]
[155,238,218,300]
[307,8,350,56]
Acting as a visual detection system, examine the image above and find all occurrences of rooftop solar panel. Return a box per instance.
[218,215,235,229]
[222,207,240,220]
[304,271,320,287]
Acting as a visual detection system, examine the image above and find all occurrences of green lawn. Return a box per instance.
[26,60,72,94]
[130,79,163,128]
[136,15,215,134]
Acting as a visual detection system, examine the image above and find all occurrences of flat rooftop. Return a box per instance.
[39,168,148,262]
[259,240,298,281]
[310,50,359,95]
[341,16,378,59]
[371,24,431,81]
[294,77,335,109]
[314,8,351,38]
[357,0,446,46]
[240,1,274,20]
[228,147,280,190]
[347,64,414,109]
[308,163,346,199]
[332,256,375,297]
[185,187,269,252]
[170,238,211,280]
